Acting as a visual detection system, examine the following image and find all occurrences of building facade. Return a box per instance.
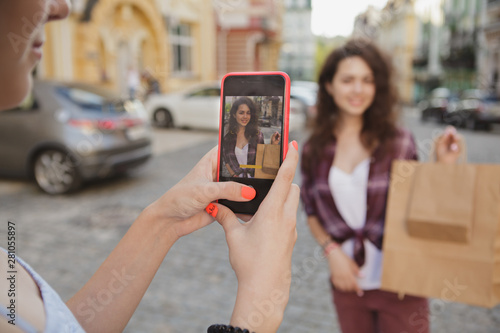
[354,0,418,104]
[39,0,217,95]
[480,0,500,95]
[278,0,315,81]
[214,0,284,78]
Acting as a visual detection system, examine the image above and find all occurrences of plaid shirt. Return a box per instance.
[300,128,418,266]
[223,130,264,177]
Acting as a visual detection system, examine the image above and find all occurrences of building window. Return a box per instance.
[170,23,193,76]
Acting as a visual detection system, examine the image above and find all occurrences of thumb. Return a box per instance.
[349,260,360,276]
[354,282,364,297]
[213,203,240,234]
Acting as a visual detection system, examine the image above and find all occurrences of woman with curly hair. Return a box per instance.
[300,39,462,333]
[223,97,280,178]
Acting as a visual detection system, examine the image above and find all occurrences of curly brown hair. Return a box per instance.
[302,39,400,174]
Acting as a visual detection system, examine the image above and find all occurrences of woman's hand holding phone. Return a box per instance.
[213,141,299,332]
[147,147,256,240]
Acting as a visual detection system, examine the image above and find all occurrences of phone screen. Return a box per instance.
[218,73,289,214]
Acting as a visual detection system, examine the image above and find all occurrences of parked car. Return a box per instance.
[290,80,318,120]
[145,82,221,130]
[419,87,459,123]
[145,81,305,131]
[0,80,152,194]
[444,89,500,131]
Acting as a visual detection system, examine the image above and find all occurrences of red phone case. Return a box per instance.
[216,71,291,182]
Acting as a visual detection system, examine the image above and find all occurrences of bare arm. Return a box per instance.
[307,215,333,247]
[306,215,362,296]
[66,148,255,332]
[226,163,236,177]
[66,207,175,331]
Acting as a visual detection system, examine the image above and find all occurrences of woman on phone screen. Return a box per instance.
[300,39,462,333]
[223,97,280,178]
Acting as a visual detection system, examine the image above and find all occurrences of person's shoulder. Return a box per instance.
[389,126,417,158]
[394,126,413,140]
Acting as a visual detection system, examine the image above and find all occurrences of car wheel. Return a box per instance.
[420,110,428,122]
[153,108,174,128]
[465,117,478,131]
[33,149,82,195]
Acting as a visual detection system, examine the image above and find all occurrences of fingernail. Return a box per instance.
[292,140,298,151]
[241,186,256,200]
[450,143,459,152]
[205,203,218,218]
[357,291,364,297]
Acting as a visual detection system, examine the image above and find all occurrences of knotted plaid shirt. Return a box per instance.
[222,130,264,177]
[300,128,418,267]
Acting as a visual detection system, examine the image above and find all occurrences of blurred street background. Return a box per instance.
[1,0,500,331]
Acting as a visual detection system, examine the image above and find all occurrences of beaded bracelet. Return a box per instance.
[207,324,254,333]
[322,240,339,257]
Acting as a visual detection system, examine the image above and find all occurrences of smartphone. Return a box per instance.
[217,72,290,215]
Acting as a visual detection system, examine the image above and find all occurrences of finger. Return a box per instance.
[283,184,300,222]
[263,141,299,207]
[444,125,457,136]
[354,281,364,297]
[214,203,240,233]
[182,211,215,234]
[349,260,360,276]
[204,181,256,203]
[208,146,219,180]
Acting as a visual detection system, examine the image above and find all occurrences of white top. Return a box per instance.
[235,144,251,177]
[235,144,249,166]
[329,158,383,290]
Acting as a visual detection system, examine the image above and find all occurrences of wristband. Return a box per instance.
[207,324,254,333]
[322,240,339,257]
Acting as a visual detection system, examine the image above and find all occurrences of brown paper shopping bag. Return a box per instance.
[406,163,476,242]
[381,160,500,308]
[255,144,279,179]
[262,144,280,175]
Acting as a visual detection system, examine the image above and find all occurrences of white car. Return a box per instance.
[145,82,221,130]
[145,81,304,131]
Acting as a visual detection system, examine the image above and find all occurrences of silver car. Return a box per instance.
[0,80,152,194]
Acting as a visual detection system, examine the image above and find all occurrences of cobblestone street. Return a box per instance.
[1,113,500,332]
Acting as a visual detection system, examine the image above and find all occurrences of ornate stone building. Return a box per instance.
[39,0,217,95]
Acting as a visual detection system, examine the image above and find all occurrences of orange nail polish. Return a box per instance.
[241,186,256,200]
[205,203,218,218]
[292,141,298,151]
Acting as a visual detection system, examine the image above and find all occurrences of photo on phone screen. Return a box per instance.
[218,73,289,215]
[220,95,283,180]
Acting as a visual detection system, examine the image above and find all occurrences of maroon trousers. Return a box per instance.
[332,288,429,333]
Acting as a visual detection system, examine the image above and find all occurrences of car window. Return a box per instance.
[188,88,220,97]
[56,87,125,113]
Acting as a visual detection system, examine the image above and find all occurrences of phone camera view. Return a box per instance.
[221,95,283,180]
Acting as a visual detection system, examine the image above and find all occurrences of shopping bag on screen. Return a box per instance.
[255,144,279,179]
